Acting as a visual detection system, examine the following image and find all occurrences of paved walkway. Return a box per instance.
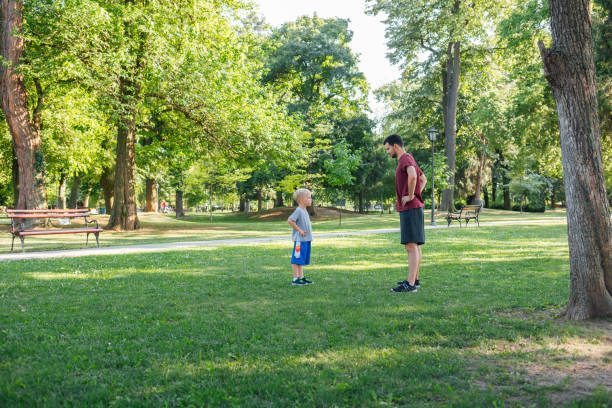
[0,218,565,262]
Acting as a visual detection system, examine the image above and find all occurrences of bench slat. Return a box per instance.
[19,228,103,236]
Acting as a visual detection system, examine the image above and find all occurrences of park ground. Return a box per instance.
[0,209,611,407]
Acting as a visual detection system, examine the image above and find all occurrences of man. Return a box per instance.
[383,134,427,293]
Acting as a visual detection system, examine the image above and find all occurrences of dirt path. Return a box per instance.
[0,219,566,262]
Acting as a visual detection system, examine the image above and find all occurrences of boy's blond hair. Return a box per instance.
[293,188,311,203]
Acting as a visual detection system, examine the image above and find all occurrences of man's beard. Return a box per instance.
[391,152,397,159]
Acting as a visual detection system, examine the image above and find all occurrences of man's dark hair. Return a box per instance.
[383,134,403,147]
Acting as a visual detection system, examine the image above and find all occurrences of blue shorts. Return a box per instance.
[291,241,311,265]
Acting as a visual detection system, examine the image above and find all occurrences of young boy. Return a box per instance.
[287,188,313,286]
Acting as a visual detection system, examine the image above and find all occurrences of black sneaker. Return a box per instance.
[300,277,313,285]
[292,278,306,286]
[391,281,418,293]
[396,279,420,288]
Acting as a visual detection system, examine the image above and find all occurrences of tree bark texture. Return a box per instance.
[539,0,612,319]
[11,143,18,205]
[68,173,81,209]
[145,178,157,212]
[1,0,46,209]
[107,92,140,230]
[440,41,460,212]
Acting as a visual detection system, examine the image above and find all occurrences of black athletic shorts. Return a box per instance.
[400,207,425,245]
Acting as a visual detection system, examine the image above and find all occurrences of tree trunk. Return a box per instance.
[107,98,139,230]
[539,0,612,319]
[359,190,364,213]
[1,0,46,210]
[497,150,511,210]
[483,186,489,208]
[145,178,157,212]
[244,200,250,213]
[239,196,245,212]
[491,165,497,204]
[473,153,485,205]
[11,143,18,206]
[175,189,184,218]
[274,190,284,207]
[68,173,81,209]
[440,41,460,212]
[57,172,66,209]
[100,166,114,214]
[551,192,557,210]
[82,192,89,208]
[257,189,263,212]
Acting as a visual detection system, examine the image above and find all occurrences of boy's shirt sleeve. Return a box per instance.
[288,208,300,223]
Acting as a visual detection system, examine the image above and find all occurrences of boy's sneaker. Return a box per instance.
[396,279,420,288]
[300,277,313,285]
[391,281,418,293]
[292,278,306,286]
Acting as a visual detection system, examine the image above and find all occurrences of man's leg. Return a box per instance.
[416,245,422,280]
[405,243,420,285]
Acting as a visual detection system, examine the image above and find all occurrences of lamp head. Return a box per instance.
[428,127,437,141]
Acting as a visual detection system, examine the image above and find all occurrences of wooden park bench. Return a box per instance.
[445,203,482,227]
[8,209,103,253]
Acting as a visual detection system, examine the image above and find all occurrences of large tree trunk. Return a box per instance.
[57,172,66,209]
[145,178,157,212]
[68,173,81,209]
[100,166,114,214]
[1,0,46,210]
[539,0,612,319]
[483,186,489,208]
[440,41,460,212]
[175,189,184,218]
[107,99,139,230]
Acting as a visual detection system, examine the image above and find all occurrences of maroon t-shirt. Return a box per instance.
[395,153,424,212]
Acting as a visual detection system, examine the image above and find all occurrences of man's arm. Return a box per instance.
[402,166,418,204]
[419,173,427,194]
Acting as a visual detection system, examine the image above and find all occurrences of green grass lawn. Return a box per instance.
[0,208,568,254]
[1,222,610,407]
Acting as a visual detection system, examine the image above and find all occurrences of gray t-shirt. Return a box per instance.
[288,207,312,242]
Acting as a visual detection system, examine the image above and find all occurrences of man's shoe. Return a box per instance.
[391,281,417,293]
[396,279,420,287]
[300,277,313,284]
[292,279,306,286]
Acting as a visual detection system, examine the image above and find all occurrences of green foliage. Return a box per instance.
[509,172,552,212]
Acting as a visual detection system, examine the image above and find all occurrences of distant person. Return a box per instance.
[161,201,167,213]
[383,134,427,293]
[287,188,314,286]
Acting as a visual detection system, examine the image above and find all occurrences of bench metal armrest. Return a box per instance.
[84,217,100,229]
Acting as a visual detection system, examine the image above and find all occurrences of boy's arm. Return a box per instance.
[288,219,305,236]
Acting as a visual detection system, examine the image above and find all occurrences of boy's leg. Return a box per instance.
[292,263,301,279]
[298,265,304,278]
[405,243,420,285]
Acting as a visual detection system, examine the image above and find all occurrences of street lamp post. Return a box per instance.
[428,127,437,226]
